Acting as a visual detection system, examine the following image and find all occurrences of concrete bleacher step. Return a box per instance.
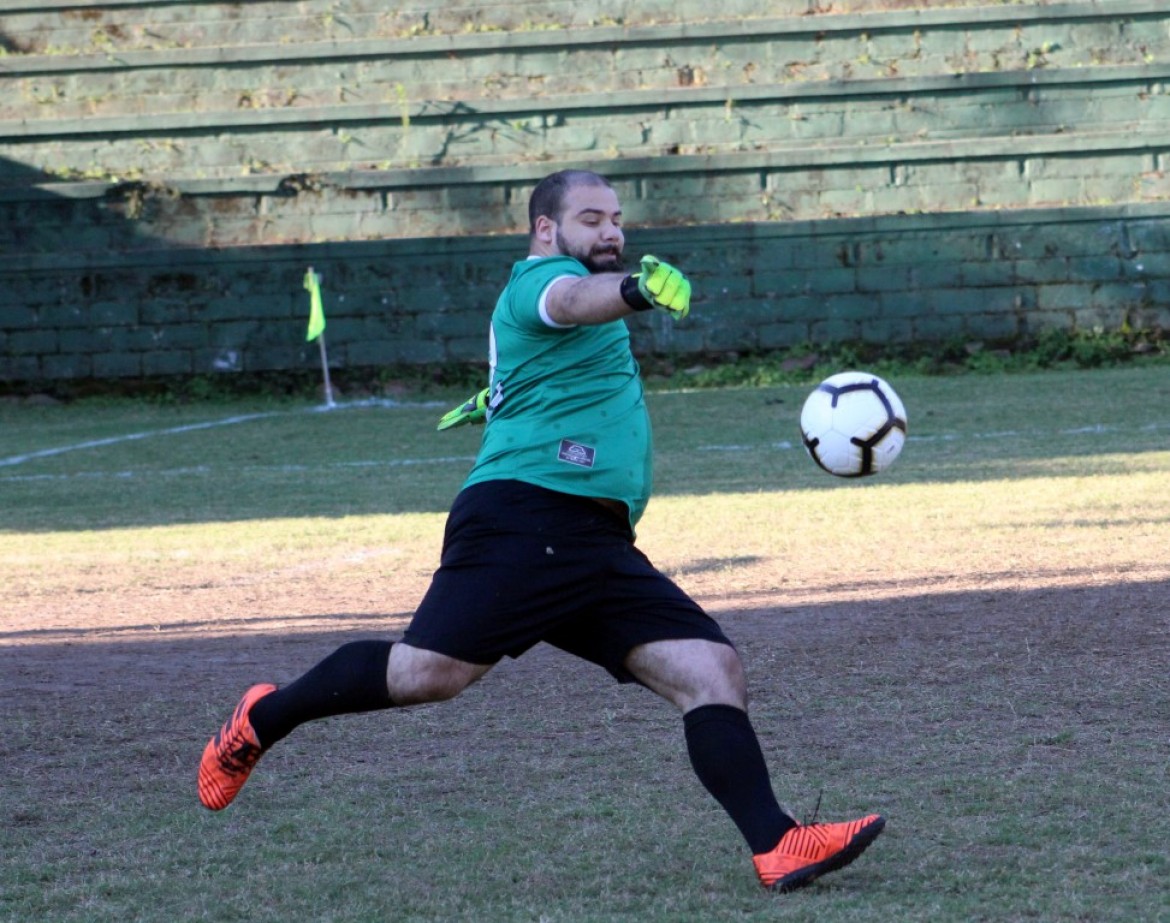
[2,1,1166,192]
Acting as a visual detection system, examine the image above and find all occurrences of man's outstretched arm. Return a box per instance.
[545,255,692,325]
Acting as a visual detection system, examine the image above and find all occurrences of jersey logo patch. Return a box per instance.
[557,439,596,469]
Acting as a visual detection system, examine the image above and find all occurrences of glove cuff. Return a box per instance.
[620,273,655,311]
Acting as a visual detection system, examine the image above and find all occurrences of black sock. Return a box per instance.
[683,703,796,854]
[248,640,395,747]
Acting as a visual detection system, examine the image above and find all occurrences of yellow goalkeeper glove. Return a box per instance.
[620,254,691,320]
[437,387,490,431]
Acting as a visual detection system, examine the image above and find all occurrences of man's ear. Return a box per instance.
[533,214,557,247]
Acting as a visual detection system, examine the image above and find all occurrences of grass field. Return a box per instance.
[3,365,1170,922]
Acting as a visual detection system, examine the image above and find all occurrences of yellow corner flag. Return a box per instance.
[303,268,326,342]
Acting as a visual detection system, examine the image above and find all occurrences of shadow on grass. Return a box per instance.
[1,577,1166,919]
[4,574,1164,748]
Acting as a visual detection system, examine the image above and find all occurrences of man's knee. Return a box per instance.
[698,642,747,706]
[625,638,747,712]
[387,643,490,705]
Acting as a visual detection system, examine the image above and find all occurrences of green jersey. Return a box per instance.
[462,255,653,529]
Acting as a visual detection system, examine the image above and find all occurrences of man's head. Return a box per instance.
[528,170,625,273]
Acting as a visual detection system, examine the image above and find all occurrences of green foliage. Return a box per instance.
[1026,327,1138,369]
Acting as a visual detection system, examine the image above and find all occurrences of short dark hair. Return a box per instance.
[528,170,612,237]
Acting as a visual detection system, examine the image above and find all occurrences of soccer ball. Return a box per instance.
[799,371,907,478]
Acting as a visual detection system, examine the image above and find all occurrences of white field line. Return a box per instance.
[0,457,480,483]
[0,398,443,470]
[0,410,285,468]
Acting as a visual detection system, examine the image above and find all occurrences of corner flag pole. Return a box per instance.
[303,267,335,408]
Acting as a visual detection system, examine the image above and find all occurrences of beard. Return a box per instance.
[556,229,625,274]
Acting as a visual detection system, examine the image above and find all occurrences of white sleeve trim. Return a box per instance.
[538,275,578,329]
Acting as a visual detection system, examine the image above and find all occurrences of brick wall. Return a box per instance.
[1,0,1167,382]
[4,202,1165,382]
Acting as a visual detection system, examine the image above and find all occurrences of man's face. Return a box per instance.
[552,184,625,273]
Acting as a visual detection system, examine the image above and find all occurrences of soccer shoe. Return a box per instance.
[197,683,277,811]
[753,814,885,892]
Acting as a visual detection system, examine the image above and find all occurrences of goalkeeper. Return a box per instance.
[198,169,884,892]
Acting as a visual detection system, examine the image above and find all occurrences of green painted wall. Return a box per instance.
[1,0,1167,382]
[4,203,1165,381]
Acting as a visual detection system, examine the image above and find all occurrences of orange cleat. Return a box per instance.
[753,814,885,892]
[197,683,277,811]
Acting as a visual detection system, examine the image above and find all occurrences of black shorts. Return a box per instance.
[402,479,732,683]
